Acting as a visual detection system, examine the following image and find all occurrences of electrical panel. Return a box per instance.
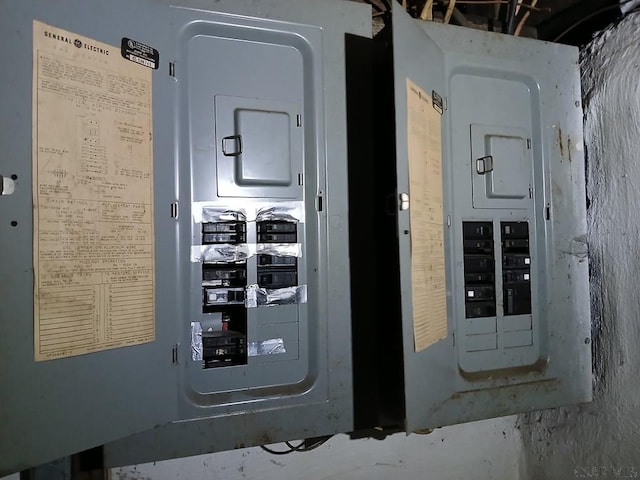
[0,0,591,474]
[0,0,369,475]
[349,4,591,434]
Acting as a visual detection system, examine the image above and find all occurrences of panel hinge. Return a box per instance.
[432,90,444,115]
[172,344,179,364]
[170,201,179,219]
[399,192,410,211]
[316,193,323,212]
[546,203,551,221]
[452,331,455,347]
[169,62,176,78]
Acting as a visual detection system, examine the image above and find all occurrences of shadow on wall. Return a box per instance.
[519,11,640,480]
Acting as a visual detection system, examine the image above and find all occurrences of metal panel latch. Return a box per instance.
[222,135,243,157]
[476,155,494,175]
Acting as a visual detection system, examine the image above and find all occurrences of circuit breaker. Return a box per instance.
[348,4,591,434]
[0,0,369,475]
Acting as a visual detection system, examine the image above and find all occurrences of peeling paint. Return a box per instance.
[558,127,564,159]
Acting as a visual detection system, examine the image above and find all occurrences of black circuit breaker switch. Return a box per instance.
[464,255,495,273]
[466,301,496,318]
[202,221,247,244]
[258,269,298,289]
[257,221,297,243]
[202,331,247,368]
[258,255,297,266]
[463,222,493,239]
[465,285,495,301]
[202,266,247,287]
[203,287,245,306]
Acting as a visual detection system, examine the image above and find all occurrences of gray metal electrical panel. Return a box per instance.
[0,0,591,473]
[0,0,370,475]
[387,4,592,432]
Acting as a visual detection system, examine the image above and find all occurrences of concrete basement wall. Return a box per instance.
[110,417,523,480]
[520,11,640,480]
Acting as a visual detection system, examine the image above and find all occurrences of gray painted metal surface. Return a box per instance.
[392,4,591,432]
[0,1,181,475]
[103,0,370,468]
[0,0,370,474]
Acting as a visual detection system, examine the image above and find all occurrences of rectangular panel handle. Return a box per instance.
[222,135,243,157]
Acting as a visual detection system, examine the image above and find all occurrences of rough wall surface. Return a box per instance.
[521,11,640,480]
[110,417,523,480]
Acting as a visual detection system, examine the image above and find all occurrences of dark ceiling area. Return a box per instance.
[364,0,636,46]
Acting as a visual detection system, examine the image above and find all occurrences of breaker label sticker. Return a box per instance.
[121,37,159,69]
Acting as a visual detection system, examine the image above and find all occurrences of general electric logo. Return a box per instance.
[74,39,82,48]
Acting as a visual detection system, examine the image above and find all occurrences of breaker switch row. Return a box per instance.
[501,221,531,316]
[463,222,496,318]
[257,220,298,289]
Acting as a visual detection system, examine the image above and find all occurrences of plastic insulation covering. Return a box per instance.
[246,284,307,308]
[191,244,302,263]
[193,202,304,224]
[248,338,286,356]
[256,243,303,257]
[191,244,250,263]
[256,203,305,223]
[197,206,246,224]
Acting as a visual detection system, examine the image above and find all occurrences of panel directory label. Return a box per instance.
[406,78,448,352]
[32,20,155,360]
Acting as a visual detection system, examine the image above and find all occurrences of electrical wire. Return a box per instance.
[505,0,519,34]
[553,0,637,42]
[363,0,384,13]
[514,0,537,36]
[260,436,332,455]
[260,445,297,455]
[446,1,548,12]
[285,437,331,451]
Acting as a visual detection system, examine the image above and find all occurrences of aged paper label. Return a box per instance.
[32,21,155,361]
[406,78,448,352]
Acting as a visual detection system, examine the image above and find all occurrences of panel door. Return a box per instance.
[392,3,591,432]
[0,0,180,474]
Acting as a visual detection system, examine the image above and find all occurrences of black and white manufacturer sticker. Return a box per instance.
[121,37,159,69]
